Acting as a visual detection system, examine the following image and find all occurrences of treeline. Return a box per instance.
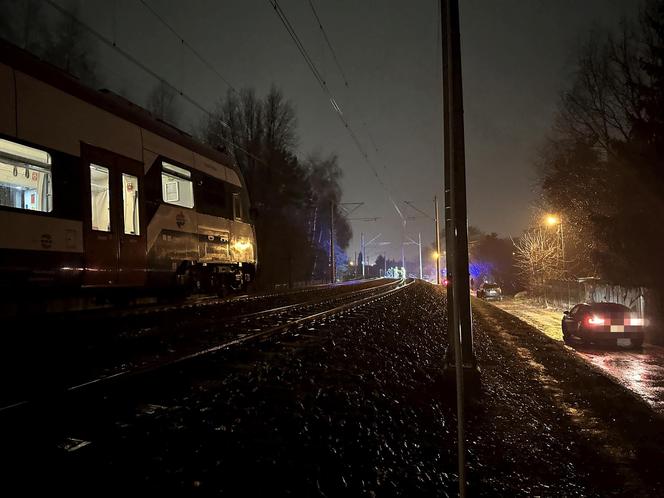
[200,88,351,286]
[536,0,664,292]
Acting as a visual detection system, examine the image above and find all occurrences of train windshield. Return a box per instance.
[0,138,52,213]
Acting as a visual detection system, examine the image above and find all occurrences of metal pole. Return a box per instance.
[361,232,365,278]
[442,0,466,494]
[560,218,565,277]
[444,0,479,495]
[442,0,455,363]
[330,201,335,284]
[435,196,441,285]
[418,232,423,279]
[447,0,474,368]
[401,220,406,278]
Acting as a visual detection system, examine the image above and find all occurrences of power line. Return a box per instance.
[137,0,237,93]
[307,0,380,157]
[307,0,349,88]
[267,0,404,220]
[42,0,266,166]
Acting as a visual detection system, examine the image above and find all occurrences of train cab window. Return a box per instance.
[90,164,111,232]
[122,173,140,235]
[233,193,243,221]
[0,138,52,212]
[161,161,194,208]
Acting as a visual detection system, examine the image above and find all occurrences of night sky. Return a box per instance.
[68,0,638,263]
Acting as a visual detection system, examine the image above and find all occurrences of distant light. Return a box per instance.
[349,261,354,266]
[433,251,440,259]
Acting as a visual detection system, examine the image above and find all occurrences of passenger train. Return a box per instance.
[0,40,256,297]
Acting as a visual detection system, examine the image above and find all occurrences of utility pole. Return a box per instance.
[401,220,406,278]
[560,218,565,277]
[329,201,335,284]
[434,196,441,285]
[444,0,476,370]
[361,232,366,278]
[442,0,455,366]
[441,0,479,496]
[403,200,439,283]
[418,232,423,280]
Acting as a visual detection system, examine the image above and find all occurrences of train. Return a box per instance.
[0,40,256,297]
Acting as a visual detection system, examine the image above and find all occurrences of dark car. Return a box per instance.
[561,302,644,348]
[477,283,502,301]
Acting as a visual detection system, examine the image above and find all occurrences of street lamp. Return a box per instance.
[545,214,559,226]
[544,213,564,276]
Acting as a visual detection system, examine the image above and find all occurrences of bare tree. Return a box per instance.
[200,85,352,286]
[556,23,644,153]
[512,229,560,292]
[263,85,297,152]
[537,2,664,287]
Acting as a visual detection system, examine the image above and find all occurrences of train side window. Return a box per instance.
[90,164,111,232]
[0,138,53,213]
[161,161,194,208]
[233,193,242,221]
[122,173,140,235]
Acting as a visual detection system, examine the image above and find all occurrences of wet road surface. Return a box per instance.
[495,297,664,415]
[575,344,664,415]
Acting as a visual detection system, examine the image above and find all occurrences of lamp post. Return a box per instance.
[544,214,565,276]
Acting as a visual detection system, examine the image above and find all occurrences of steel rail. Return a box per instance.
[230,278,401,322]
[0,279,410,414]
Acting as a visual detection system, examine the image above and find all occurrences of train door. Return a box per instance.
[81,144,146,287]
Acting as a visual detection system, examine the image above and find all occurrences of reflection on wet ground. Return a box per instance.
[574,344,664,415]
[494,298,664,415]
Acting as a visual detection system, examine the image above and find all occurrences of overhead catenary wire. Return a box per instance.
[267,0,404,221]
[306,0,349,88]
[137,0,237,93]
[42,0,266,166]
[306,0,381,157]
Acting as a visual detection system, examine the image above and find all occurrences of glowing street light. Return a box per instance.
[544,213,565,276]
[545,214,560,226]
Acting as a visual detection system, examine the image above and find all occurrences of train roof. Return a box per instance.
[0,38,241,179]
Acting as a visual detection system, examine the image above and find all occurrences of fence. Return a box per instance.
[530,280,585,311]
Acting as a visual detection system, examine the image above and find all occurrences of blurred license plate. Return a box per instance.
[617,338,631,346]
[610,325,624,332]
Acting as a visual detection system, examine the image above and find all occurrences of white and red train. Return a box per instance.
[0,40,256,296]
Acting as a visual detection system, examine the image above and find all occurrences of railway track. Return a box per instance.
[0,278,412,415]
[8,277,383,320]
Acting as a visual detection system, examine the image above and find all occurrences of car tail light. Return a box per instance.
[587,315,605,326]
[627,317,644,326]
